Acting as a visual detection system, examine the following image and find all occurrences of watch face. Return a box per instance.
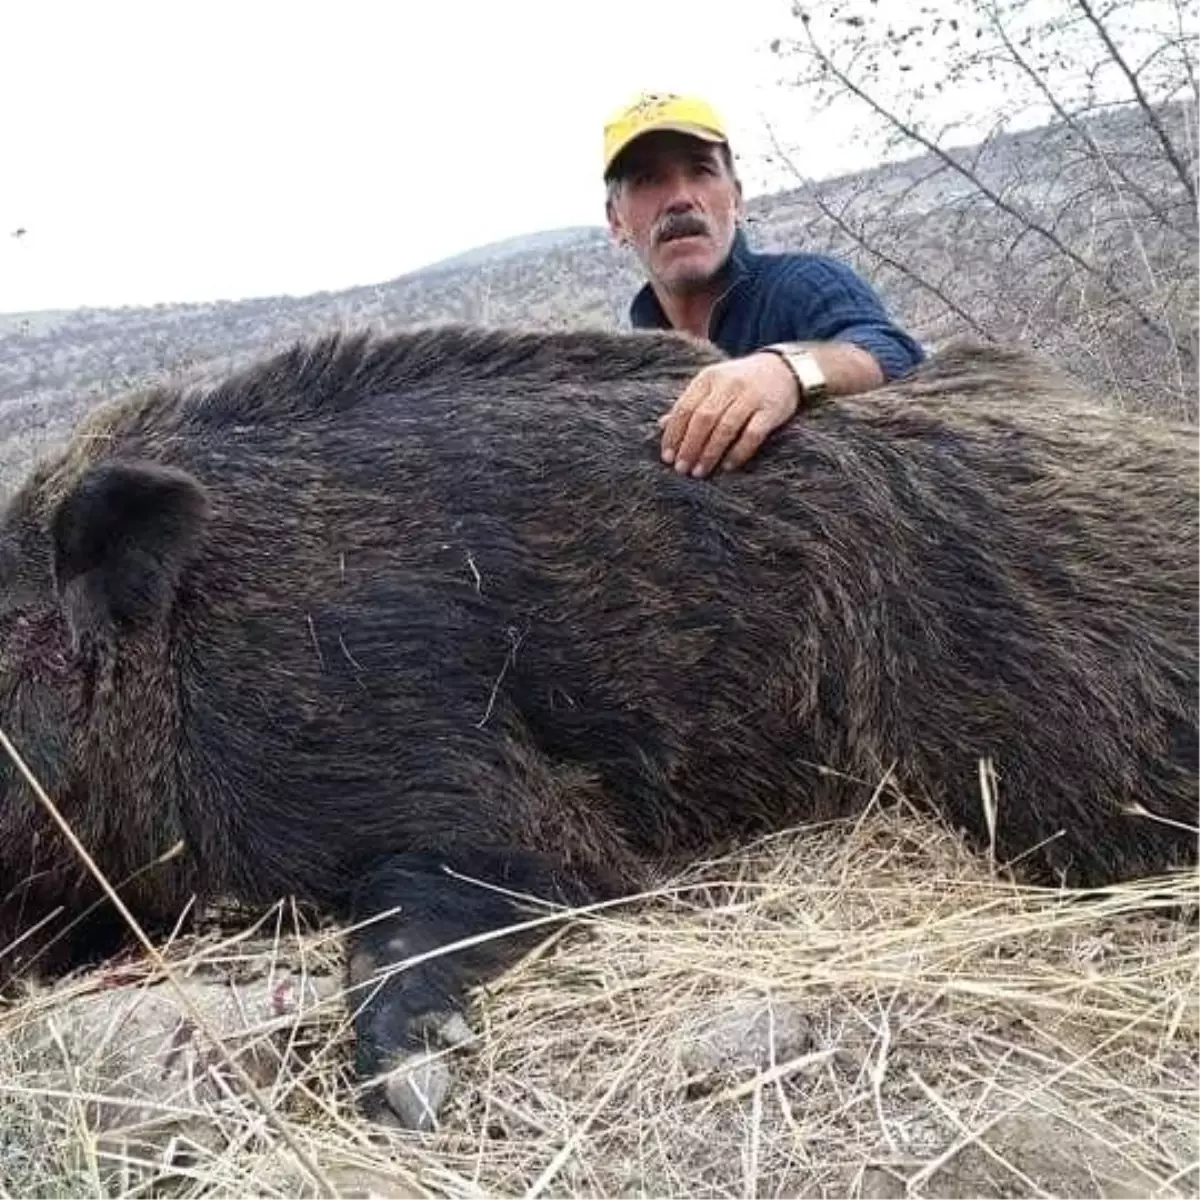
[764,345,826,402]
[788,352,826,400]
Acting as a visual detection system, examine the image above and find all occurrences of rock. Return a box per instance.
[676,997,815,1093]
[9,957,340,1160]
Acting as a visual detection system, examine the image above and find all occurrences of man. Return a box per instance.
[604,92,926,477]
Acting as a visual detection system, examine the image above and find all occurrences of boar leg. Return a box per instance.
[345,847,608,1130]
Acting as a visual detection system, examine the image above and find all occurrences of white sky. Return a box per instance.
[0,0,816,314]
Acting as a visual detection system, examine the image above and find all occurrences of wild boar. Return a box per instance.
[0,326,1193,1127]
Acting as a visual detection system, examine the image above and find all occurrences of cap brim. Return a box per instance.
[605,121,727,176]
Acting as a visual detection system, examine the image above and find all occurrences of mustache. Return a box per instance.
[654,211,709,245]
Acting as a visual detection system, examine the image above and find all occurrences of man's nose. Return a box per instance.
[664,195,696,215]
[659,166,700,213]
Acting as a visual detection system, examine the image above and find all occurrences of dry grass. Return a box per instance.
[1,803,1196,1199]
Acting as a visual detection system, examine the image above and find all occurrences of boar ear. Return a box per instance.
[51,461,210,648]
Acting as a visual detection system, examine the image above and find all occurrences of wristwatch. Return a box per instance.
[762,343,828,407]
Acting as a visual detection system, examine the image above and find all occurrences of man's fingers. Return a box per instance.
[720,409,777,472]
[688,393,760,477]
[672,389,743,475]
[660,372,714,463]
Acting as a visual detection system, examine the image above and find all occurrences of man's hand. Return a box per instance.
[658,352,800,477]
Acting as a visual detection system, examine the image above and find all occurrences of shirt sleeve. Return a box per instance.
[778,256,926,381]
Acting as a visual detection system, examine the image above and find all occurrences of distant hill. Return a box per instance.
[0,102,1192,493]
[412,226,606,276]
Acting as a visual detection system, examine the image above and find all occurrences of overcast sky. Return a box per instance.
[0,0,831,314]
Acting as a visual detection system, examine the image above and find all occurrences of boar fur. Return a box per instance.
[0,326,1194,1127]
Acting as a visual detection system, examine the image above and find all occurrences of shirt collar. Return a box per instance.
[629,225,756,332]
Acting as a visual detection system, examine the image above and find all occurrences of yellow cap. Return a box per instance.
[602,91,728,177]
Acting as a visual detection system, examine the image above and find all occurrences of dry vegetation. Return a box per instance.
[1,802,1196,1199]
[767,0,1198,420]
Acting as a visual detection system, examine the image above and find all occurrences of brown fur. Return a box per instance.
[0,325,1193,1123]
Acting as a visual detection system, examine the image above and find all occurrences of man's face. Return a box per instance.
[606,131,744,295]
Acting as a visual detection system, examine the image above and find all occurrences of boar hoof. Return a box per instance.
[382,1051,454,1131]
[371,1010,476,1131]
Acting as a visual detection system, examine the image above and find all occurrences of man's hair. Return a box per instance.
[605,141,736,202]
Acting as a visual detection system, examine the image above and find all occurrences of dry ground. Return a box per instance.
[1,800,1196,1199]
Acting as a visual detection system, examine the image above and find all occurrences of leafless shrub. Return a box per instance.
[768,0,1198,419]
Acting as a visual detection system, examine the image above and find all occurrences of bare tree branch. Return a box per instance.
[1074,0,1198,203]
[797,16,1189,358]
[762,119,991,338]
[983,0,1173,224]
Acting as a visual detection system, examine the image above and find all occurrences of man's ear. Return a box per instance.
[50,460,210,650]
[606,194,627,246]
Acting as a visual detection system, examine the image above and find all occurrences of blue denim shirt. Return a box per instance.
[629,227,925,381]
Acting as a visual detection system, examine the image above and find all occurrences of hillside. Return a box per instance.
[413,226,603,274]
[0,102,1193,494]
